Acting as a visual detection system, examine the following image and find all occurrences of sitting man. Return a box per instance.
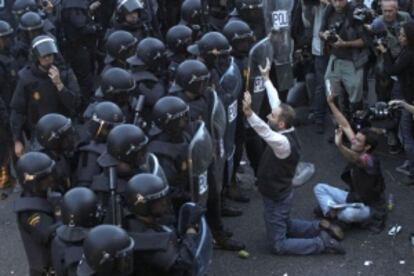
[313,91,387,233]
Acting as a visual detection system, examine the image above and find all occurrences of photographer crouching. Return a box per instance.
[377,21,414,185]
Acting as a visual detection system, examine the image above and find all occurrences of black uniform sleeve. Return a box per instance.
[19,212,59,245]
[10,77,28,141]
[57,67,81,114]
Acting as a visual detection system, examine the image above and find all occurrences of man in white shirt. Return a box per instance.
[242,59,345,255]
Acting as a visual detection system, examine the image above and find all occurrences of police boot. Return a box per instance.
[213,231,246,251]
[224,182,250,203]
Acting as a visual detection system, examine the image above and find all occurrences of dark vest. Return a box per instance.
[256,130,300,201]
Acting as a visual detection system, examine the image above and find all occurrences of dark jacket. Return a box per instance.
[384,48,414,103]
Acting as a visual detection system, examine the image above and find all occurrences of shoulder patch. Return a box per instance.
[27,213,41,226]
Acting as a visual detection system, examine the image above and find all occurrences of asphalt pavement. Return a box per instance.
[1,115,413,276]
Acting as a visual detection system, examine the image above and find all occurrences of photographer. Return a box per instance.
[320,0,369,114]
[378,21,414,184]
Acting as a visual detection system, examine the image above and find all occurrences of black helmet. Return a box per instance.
[223,20,255,54]
[181,0,209,29]
[152,96,189,130]
[0,20,14,37]
[187,31,231,67]
[89,101,125,142]
[78,225,134,275]
[18,11,44,32]
[235,0,264,22]
[127,37,166,72]
[35,113,77,152]
[61,187,101,228]
[169,59,210,95]
[105,30,137,63]
[99,67,136,103]
[166,25,193,54]
[31,35,58,59]
[124,173,169,216]
[100,124,148,166]
[12,0,38,17]
[16,152,55,194]
[116,0,144,19]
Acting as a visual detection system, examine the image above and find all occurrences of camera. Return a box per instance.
[353,7,374,24]
[351,102,401,131]
[327,22,342,44]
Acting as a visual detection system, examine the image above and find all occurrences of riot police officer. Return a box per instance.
[127,37,168,125]
[35,113,78,193]
[75,101,125,187]
[77,224,135,276]
[103,30,137,72]
[180,0,210,40]
[0,20,19,191]
[148,96,193,212]
[165,24,193,84]
[51,187,101,276]
[171,59,245,251]
[14,151,60,276]
[108,0,161,41]
[61,0,102,103]
[10,34,80,158]
[229,0,267,40]
[123,173,200,275]
[84,67,136,123]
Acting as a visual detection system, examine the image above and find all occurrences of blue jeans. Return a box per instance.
[313,183,371,223]
[399,110,414,175]
[262,192,324,255]
[313,55,329,124]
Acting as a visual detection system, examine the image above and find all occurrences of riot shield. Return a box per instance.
[209,89,227,192]
[219,57,242,185]
[177,202,213,276]
[262,0,294,91]
[146,153,168,186]
[188,121,213,207]
[247,37,273,113]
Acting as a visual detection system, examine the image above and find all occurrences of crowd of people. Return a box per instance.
[0,0,413,275]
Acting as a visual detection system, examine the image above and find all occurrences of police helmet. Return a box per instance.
[78,225,134,275]
[116,0,144,17]
[99,124,148,167]
[166,25,193,54]
[61,187,101,228]
[187,31,231,67]
[16,152,55,194]
[127,37,166,71]
[169,59,210,95]
[89,101,125,142]
[152,96,189,130]
[35,113,77,152]
[223,20,255,54]
[105,30,137,63]
[18,11,44,32]
[12,0,38,17]
[31,35,58,59]
[99,67,136,103]
[124,173,169,216]
[181,0,209,28]
[0,21,14,37]
[235,0,264,22]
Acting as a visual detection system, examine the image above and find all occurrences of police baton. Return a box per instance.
[108,167,122,226]
[133,94,146,128]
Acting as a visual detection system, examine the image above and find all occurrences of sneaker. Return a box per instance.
[319,231,345,254]
[396,160,411,176]
[320,219,344,241]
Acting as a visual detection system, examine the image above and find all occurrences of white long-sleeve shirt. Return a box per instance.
[247,80,292,159]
